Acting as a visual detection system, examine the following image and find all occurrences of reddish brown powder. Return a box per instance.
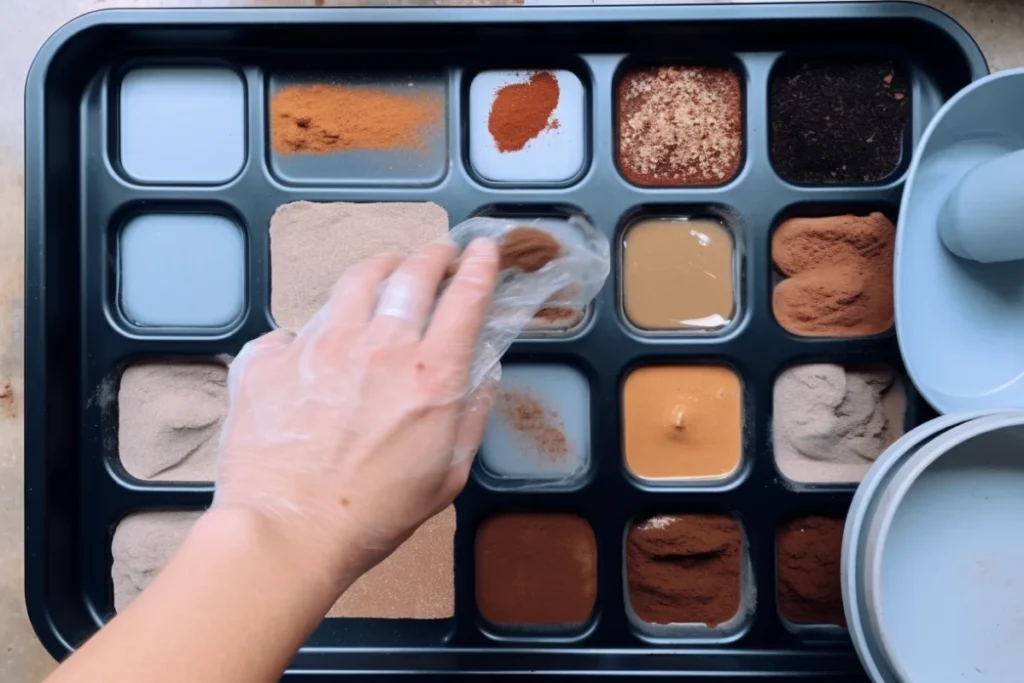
[499,226,563,272]
[271,84,442,154]
[534,307,578,322]
[498,390,568,461]
[475,513,597,625]
[772,213,895,337]
[626,514,743,626]
[488,72,560,153]
[777,516,846,626]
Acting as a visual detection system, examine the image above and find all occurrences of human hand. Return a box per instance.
[212,238,500,589]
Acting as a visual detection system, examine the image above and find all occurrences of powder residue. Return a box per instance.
[475,513,597,625]
[777,516,846,626]
[772,212,896,337]
[498,390,569,461]
[118,360,228,482]
[618,66,743,186]
[270,201,448,330]
[499,226,563,272]
[626,514,744,626]
[488,72,560,153]
[271,84,443,155]
[113,507,455,619]
[773,364,906,484]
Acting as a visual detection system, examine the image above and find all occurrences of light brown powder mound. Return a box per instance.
[111,507,455,619]
[271,84,443,155]
[328,505,455,619]
[499,226,563,272]
[270,201,449,330]
[773,364,906,484]
[112,511,203,613]
[118,361,228,482]
[772,212,895,277]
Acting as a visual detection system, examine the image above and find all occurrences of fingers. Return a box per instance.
[227,329,295,397]
[308,253,404,334]
[422,238,499,373]
[369,241,459,344]
[451,367,500,465]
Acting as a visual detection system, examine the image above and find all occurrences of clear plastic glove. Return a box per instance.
[213,238,500,583]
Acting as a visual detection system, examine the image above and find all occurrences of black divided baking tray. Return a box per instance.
[24,3,987,679]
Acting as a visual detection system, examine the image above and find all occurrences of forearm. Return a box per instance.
[49,507,356,683]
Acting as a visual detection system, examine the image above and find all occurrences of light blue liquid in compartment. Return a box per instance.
[119,214,245,328]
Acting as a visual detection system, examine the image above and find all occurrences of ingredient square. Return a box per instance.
[269,201,448,330]
[480,364,590,481]
[626,514,744,626]
[777,516,845,626]
[475,513,597,626]
[119,67,245,183]
[119,213,245,328]
[622,366,742,481]
[773,364,905,484]
[469,70,585,183]
[617,66,742,186]
[118,360,228,482]
[770,61,909,184]
[268,73,447,185]
[623,217,735,331]
[772,212,895,337]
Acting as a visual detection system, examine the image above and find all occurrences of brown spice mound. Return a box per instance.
[271,84,442,154]
[499,226,562,272]
[777,516,846,626]
[488,72,560,153]
[617,66,743,186]
[772,213,895,337]
[626,514,743,626]
[498,390,568,461]
[534,307,579,322]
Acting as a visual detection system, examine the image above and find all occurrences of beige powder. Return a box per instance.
[270,201,449,330]
[112,507,455,619]
[118,361,228,482]
[773,364,906,484]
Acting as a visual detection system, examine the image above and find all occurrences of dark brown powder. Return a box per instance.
[498,390,568,461]
[626,514,743,626]
[617,66,743,186]
[777,516,846,626]
[475,513,597,625]
[271,84,442,155]
[772,213,895,337]
[499,226,562,272]
[488,72,560,153]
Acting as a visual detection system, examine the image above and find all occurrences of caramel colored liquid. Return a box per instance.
[622,366,742,480]
[623,218,735,330]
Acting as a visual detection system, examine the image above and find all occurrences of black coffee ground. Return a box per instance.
[770,61,909,184]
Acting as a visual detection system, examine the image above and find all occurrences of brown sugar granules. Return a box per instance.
[488,72,560,153]
[498,390,569,461]
[271,84,443,154]
[626,514,744,626]
[499,226,563,272]
[772,212,895,337]
[618,66,743,186]
[777,516,846,626]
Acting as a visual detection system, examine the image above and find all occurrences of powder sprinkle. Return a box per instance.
[498,390,569,461]
[488,71,561,153]
[271,84,442,155]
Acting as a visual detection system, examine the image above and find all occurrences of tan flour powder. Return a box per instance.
[773,364,906,484]
[270,201,449,330]
[111,507,455,619]
[118,361,229,481]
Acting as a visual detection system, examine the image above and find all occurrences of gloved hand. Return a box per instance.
[213,238,500,586]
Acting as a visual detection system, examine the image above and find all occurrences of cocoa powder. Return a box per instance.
[271,84,442,154]
[777,516,846,626]
[498,390,569,461]
[499,226,562,272]
[626,514,743,626]
[475,513,597,625]
[488,72,560,153]
[772,213,895,337]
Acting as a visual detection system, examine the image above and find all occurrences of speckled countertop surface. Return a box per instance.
[2,1,1022,678]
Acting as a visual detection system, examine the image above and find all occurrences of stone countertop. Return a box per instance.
[2,1,1022,679]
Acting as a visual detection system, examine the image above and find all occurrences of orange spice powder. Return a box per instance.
[271,84,443,155]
